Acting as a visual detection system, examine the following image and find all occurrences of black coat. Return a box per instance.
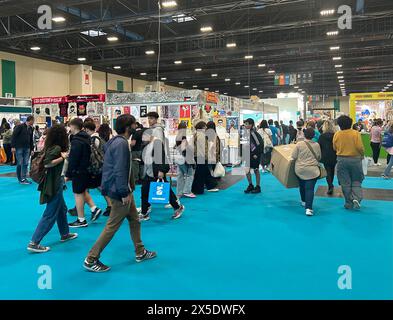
[66,131,91,178]
[318,132,337,166]
[11,123,34,150]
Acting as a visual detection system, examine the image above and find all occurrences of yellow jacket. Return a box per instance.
[333,129,364,157]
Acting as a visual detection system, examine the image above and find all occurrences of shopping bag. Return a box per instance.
[148,181,171,204]
[212,162,226,178]
[362,158,369,175]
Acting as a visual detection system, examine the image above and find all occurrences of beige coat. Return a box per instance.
[291,140,321,180]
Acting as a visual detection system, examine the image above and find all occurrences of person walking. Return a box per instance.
[130,122,146,185]
[11,115,35,184]
[274,121,282,145]
[280,120,289,145]
[2,123,13,164]
[318,120,337,195]
[291,128,322,216]
[139,112,185,221]
[66,118,102,228]
[27,124,77,253]
[268,119,279,146]
[288,120,297,143]
[370,119,383,166]
[243,119,264,194]
[382,123,393,179]
[307,121,320,142]
[174,122,196,198]
[192,121,219,194]
[258,120,273,172]
[206,121,222,177]
[84,115,156,272]
[333,115,365,210]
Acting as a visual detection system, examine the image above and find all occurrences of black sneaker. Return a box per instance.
[83,257,111,273]
[251,185,261,194]
[68,207,78,216]
[327,187,334,195]
[60,233,78,242]
[136,249,157,263]
[244,184,254,194]
[69,219,88,228]
[103,206,111,217]
[91,208,102,222]
[27,242,50,253]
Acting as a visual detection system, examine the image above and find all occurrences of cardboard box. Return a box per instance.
[271,144,299,188]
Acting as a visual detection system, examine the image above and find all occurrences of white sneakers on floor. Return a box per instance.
[306,209,314,216]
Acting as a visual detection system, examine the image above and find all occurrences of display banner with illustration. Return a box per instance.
[349,92,393,122]
[274,73,313,86]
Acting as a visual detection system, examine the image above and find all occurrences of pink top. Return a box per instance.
[370,126,382,143]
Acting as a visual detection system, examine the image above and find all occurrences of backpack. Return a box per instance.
[382,132,393,149]
[30,151,47,183]
[87,136,105,175]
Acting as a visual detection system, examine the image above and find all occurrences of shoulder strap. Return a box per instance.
[304,141,318,161]
[263,129,273,143]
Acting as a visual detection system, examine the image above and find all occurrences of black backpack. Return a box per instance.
[87,136,105,175]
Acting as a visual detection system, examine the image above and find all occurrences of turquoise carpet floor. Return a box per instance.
[0,170,392,300]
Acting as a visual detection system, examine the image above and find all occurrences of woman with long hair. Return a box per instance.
[97,123,112,142]
[27,124,77,253]
[318,120,337,195]
[206,121,222,174]
[258,120,273,172]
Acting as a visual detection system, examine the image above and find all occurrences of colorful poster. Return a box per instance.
[192,105,200,120]
[96,102,105,115]
[226,117,239,131]
[279,74,285,85]
[50,104,59,117]
[180,118,191,128]
[180,105,191,118]
[113,107,122,119]
[87,102,97,115]
[167,105,180,118]
[77,102,87,116]
[59,103,68,117]
[123,106,130,114]
[131,106,139,117]
[148,106,157,113]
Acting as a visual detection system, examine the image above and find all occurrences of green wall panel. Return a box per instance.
[117,80,124,92]
[1,60,16,97]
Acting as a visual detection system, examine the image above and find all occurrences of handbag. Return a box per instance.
[212,162,226,178]
[148,180,171,204]
[304,141,327,179]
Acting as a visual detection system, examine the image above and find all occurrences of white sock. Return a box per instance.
[90,206,97,213]
[78,217,85,222]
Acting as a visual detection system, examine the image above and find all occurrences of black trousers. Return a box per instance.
[370,142,381,164]
[324,164,336,189]
[387,154,391,165]
[141,175,180,215]
[3,143,12,163]
[192,163,218,195]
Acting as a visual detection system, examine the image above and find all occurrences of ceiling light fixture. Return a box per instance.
[337,71,344,74]
[225,78,231,82]
[235,82,241,85]
[211,73,218,77]
[245,55,253,60]
[162,1,177,8]
[327,31,339,36]
[330,46,340,51]
[77,57,86,62]
[204,88,209,91]
[268,70,275,74]
[107,36,119,41]
[52,16,66,23]
[174,60,182,64]
[200,26,213,32]
[195,68,202,72]
[113,66,121,69]
[193,85,198,88]
[258,64,266,67]
[333,57,342,61]
[140,72,147,76]
[161,77,167,81]
[338,76,344,79]
[335,64,343,68]
[179,81,184,85]
[145,50,155,55]
[30,46,41,51]
[226,42,237,48]
[320,9,335,16]
[244,85,249,88]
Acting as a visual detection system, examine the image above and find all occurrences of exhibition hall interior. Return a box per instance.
[0,0,392,301]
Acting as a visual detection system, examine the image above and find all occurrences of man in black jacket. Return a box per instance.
[243,118,264,194]
[11,115,35,184]
[65,118,102,228]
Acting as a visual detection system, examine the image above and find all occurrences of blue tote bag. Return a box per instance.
[148,180,171,204]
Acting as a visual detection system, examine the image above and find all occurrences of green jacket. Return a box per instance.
[38,145,64,204]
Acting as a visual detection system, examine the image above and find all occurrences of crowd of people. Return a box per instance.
[0,112,392,272]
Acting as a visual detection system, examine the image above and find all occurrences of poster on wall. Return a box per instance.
[202,104,215,120]
[77,102,87,116]
[96,102,105,115]
[59,103,68,117]
[140,106,148,118]
[165,118,180,135]
[226,117,239,131]
[161,106,169,118]
[68,102,77,117]
[34,105,42,116]
[87,102,97,116]
[180,105,191,118]
[167,105,180,118]
[148,106,158,113]
[113,107,122,119]
[192,105,200,120]
[180,118,191,128]
[123,106,130,115]
[131,106,139,117]
[50,104,60,117]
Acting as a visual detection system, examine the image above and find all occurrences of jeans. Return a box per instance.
[325,164,336,189]
[31,180,69,244]
[88,195,145,259]
[298,178,318,210]
[177,164,195,196]
[336,157,364,206]
[141,175,180,214]
[192,163,218,194]
[370,142,381,164]
[16,147,30,181]
[384,154,393,177]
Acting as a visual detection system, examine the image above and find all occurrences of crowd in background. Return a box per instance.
[0,112,392,271]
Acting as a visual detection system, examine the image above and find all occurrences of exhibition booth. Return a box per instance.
[0,96,32,128]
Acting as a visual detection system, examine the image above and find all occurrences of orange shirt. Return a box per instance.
[333,129,365,157]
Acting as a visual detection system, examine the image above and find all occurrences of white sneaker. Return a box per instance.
[305,209,314,216]
[376,163,382,166]
[207,188,219,192]
[164,204,172,209]
[300,201,306,208]
[137,206,152,214]
[353,199,361,209]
